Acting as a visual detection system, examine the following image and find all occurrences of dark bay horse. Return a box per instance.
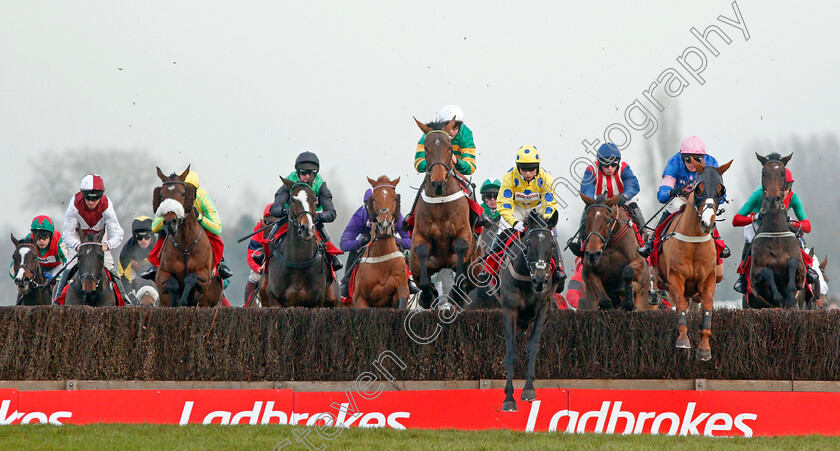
[10,235,53,305]
[579,194,655,311]
[353,176,409,308]
[656,159,732,361]
[261,178,339,307]
[746,153,805,308]
[153,166,223,307]
[499,210,558,412]
[64,230,117,306]
[410,118,483,309]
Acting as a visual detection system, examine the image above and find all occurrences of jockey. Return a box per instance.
[118,216,157,304]
[269,151,343,271]
[479,179,501,220]
[8,215,68,284]
[405,105,487,232]
[141,170,233,282]
[479,145,566,292]
[338,188,418,299]
[243,203,275,306]
[732,167,820,293]
[568,142,646,257]
[55,174,125,300]
[637,136,730,260]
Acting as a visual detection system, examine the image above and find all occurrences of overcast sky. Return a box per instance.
[2,1,838,234]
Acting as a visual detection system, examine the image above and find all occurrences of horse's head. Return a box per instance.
[283,177,317,240]
[415,117,458,195]
[366,176,400,237]
[757,152,792,213]
[76,230,105,293]
[580,194,621,266]
[692,160,733,234]
[11,234,42,295]
[522,210,559,292]
[154,165,196,236]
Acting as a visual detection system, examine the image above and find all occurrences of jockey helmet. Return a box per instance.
[784,167,794,190]
[437,104,464,123]
[295,151,320,171]
[180,170,200,188]
[515,145,540,172]
[131,216,153,233]
[263,203,273,218]
[680,136,706,155]
[596,143,621,166]
[79,174,105,195]
[30,215,55,234]
[480,179,501,195]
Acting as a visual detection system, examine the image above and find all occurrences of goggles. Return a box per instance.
[682,154,703,163]
[297,169,318,177]
[83,192,103,201]
[134,231,153,240]
[482,191,499,200]
[31,230,51,241]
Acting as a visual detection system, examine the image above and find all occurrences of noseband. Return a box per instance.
[583,204,630,249]
[14,243,48,291]
[77,241,104,288]
[423,130,457,197]
[370,184,397,238]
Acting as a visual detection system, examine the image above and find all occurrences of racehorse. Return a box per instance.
[10,235,53,305]
[410,118,484,309]
[465,216,502,309]
[579,194,655,311]
[655,158,732,361]
[797,249,828,310]
[499,210,559,412]
[64,230,118,306]
[745,153,805,309]
[153,166,223,307]
[352,176,409,308]
[260,177,339,307]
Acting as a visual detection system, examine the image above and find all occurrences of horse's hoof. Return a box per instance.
[623,301,634,311]
[598,298,611,310]
[676,337,691,349]
[696,348,712,361]
[502,400,517,412]
[521,388,537,402]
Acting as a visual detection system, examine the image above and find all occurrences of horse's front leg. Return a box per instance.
[164,275,181,308]
[667,270,690,349]
[784,257,799,309]
[522,302,548,402]
[621,264,636,311]
[757,266,783,306]
[583,270,609,310]
[453,237,469,285]
[501,307,518,412]
[412,240,436,309]
[696,274,716,361]
[630,258,652,310]
[179,273,198,307]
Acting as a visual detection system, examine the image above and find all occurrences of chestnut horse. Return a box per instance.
[352,176,409,308]
[153,166,223,307]
[655,159,732,361]
[746,153,805,308]
[579,194,655,311]
[260,178,339,307]
[10,235,53,305]
[410,118,483,309]
[64,230,118,306]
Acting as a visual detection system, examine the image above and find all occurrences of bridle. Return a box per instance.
[518,226,554,281]
[368,184,398,238]
[582,203,630,250]
[13,242,49,292]
[423,130,456,194]
[277,183,323,269]
[77,241,105,289]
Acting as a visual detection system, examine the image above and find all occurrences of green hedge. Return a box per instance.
[1,307,838,381]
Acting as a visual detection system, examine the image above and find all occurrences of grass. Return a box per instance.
[2,424,840,450]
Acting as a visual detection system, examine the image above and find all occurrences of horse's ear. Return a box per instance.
[821,256,828,271]
[414,117,431,135]
[11,233,19,247]
[178,165,190,182]
[391,177,400,187]
[152,187,162,215]
[156,167,167,182]
[546,210,559,229]
[756,153,768,165]
[717,159,734,175]
[366,177,377,188]
[809,248,816,258]
[280,177,294,189]
[94,229,105,243]
[605,195,621,207]
[580,193,594,205]
[695,182,705,196]
[781,153,793,166]
[443,118,457,135]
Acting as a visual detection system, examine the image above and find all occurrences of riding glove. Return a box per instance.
[513,222,526,232]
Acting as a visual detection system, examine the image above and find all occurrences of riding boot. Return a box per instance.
[807,266,819,284]
[637,213,668,257]
[53,265,77,300]
[404,254,420,294]
[217,258,233,279]
[552,243,567,293]
[139,266,157,281]
[733,241,751,294]
[339,249,362,297]
[568,212,586,258]
[108,269,129,304]
[243,280,258,306]
[315,222,342,270]
[477,229,512,283]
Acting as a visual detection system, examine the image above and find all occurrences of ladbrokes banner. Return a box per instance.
[2,387,840,436]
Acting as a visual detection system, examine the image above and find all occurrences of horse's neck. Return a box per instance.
[757,206,789,232]
[176,212,202,241]
[424,173,462,196]
[367,234,398,256]
[282,230,317,259]
[672,197,704,235]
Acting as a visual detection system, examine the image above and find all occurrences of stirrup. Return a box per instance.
[139,266,157,281]
[806,267,819,284]
[733,276,747,294]
[720,246,731,259]
[637,243,652,258]
[217,264,233,280]
[331,255,343,271]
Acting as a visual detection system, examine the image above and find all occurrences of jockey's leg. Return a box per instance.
[712,227,730,259]
[638,212,669,257]
[53,263,77,301]
[551,232,567,293]
[628,202,650,243]
[315,222,343,271]
[401,180,425,231]
[103,251,128,304]
[340,248,363,298]
[217,258,233,279]
[733,240,752,294]
[567,209,586,258]
[476,226,516,282]
[244,270,261,306]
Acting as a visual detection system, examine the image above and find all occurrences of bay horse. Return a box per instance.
[260,178,339,307]
[10,235,53,305]
[410,118,484,309]
[655,158,732,361]
[579,194,655,311]
[64,230,118,306]
[352,176,409,308]
[746,153,805,308]
[153,166,223,307]
[499,210,559,412]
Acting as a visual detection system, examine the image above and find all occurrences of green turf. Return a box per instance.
[1,424,838,450]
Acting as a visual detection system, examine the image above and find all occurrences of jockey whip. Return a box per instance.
[237,221,276,243]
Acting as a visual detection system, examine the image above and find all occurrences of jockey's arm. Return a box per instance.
[270,185,290,218]
[195,190,222,235]
[656,155,684,204]
[414,139,427,173]
[620,165,641,199]
[62,198,81,251]
[394,213,412,249]
[151,216,163,233]
[453,126,476,175]
[579,166,597,199]
[246,239,263,273]
[497,173,518,227]
[316,182,337,224]
[339,209,367,252]
[788,192,811,233]
[539,170,559,219]
[732,188,762,227]
[102,202,124,249]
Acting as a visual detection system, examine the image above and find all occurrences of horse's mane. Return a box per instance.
[766,152,783,162]
[425,120,449,131]
[594,194,608,204]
